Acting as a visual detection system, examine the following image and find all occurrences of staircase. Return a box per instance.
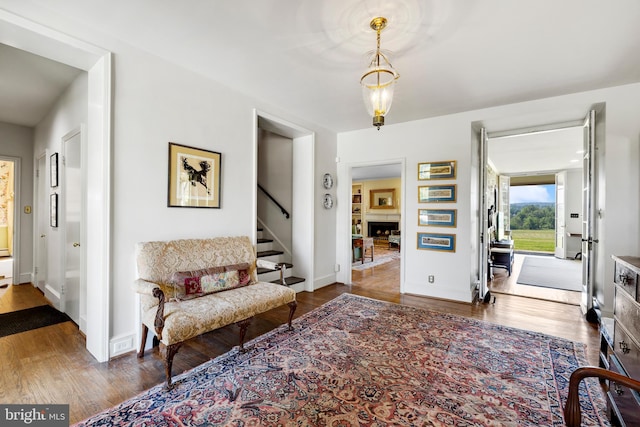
[256,227,305,292]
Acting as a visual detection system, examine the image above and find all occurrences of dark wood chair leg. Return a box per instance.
[287,301,297,331]
[236,317,253,353]
[137,324,149,358]
[164,342,183,390]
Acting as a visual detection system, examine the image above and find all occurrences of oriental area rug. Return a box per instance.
[75,294,609,426]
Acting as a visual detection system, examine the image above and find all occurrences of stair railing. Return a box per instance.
[257,184,290,219]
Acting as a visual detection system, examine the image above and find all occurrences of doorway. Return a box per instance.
[0,157,18,287]
[485,126,585,304]
[349,163,402,293]
[254,111,315,293]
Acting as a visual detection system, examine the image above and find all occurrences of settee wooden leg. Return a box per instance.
[138,324,149,358]
[164,343,183,390]
[237,317,253,353]
[287,301,297,331]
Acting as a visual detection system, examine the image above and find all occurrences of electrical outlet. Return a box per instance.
[428,275,435,283]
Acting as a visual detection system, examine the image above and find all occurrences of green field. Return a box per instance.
[510,229,555,252]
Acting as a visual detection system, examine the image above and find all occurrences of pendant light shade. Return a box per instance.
[360,17,399,130]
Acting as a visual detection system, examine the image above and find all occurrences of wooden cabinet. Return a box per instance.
[605,255,640,426]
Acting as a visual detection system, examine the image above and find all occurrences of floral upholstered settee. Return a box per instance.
[133,236,297,388]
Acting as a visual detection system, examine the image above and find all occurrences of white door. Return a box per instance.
[35,154,48,292]
[554,171,566,258]
[63,128,84,328]
[478,127,490,298]
[581,110,596,318]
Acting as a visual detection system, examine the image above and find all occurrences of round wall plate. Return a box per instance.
[323,173,334,189]
[323,193,334,209]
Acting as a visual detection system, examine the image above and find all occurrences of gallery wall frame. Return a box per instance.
[50,193,58,227]
[418,184,456,203]
[418,208,457,227]
[168,142,221,208]
[417,232,456,252]
[50,152,58,187]
[417,160,456,180]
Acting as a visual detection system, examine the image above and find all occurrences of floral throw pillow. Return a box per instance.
[169,263,252,301]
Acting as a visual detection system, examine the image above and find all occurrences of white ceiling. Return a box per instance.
[0,43,83,127]
[2,1,640,143]
[488,126,585,176]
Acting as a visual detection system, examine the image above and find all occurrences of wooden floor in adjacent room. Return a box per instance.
[1,257,599,423]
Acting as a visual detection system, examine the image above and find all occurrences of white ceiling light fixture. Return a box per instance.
[360,16,400,130]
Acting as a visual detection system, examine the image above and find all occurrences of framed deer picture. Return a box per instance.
[168,142,221,208]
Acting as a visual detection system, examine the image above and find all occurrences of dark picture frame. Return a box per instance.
[50,152,58,187]
[50,193,58,227]
[168,142,221,208]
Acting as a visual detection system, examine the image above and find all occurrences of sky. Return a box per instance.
[510,184,555,204]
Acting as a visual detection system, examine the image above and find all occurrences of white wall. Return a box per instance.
[33,72,88,307]
[338,83,640,312]
[0,121,34,283]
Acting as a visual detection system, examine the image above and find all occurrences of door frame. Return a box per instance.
[337,158,406,291]
[253,110,315,292]
[0,155,21,283]
[0,10,113,362]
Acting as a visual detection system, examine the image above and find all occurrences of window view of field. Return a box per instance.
[509,184,555,253]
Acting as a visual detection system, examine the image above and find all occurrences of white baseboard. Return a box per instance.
[44,283,60,309]
[313,274,336,291]
[110,333,136,358]
[18,273,31,284]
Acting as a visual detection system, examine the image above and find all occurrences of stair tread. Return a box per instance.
[270,276,305,286]
[257,238,273,244]
[257,263,294,274]
[257,250,284,257]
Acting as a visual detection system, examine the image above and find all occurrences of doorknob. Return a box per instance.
[73,242,80,247]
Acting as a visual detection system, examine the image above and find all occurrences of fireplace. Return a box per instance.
[368,221,399,241]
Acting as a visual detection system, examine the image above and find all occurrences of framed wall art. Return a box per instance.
[168,142,221,208]
[417,232,456,252]
[418,184,456,203]
[370,188,396,209]
[418,160,456,180]
[418,209,457,227]
[50,193,58,227]
[50,152,58,187]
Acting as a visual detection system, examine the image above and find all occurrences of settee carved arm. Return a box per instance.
[564,366,640,427]
[152,287,166,340]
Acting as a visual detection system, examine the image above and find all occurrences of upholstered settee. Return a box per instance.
[133,236,297,388]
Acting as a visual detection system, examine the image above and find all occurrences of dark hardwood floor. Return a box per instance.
[1,257,599,423]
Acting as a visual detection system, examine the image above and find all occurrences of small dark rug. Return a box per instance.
[0,305,72,338]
